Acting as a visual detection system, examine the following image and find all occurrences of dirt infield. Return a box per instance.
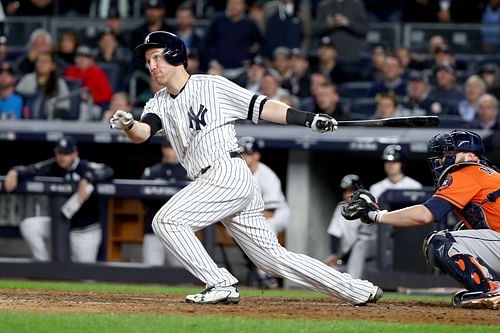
[0,289,498,325]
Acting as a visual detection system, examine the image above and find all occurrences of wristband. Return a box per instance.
[286,108,315,127]
[124,121,135,132]
[368,210,387,223]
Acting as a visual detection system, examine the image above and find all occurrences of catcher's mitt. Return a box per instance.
[341,189,379,224]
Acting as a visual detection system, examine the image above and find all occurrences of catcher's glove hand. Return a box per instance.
[341,189,385,224]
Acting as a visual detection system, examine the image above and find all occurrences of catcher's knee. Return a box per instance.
[422,230,455,269]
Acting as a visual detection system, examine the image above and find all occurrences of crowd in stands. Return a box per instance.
[0,0,499,130]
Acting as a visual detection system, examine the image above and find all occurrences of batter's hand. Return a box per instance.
[110,110,134,131]
[342,189,382,224]
[311,114,338,133]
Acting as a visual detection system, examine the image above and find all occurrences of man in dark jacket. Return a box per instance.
[4,136,114,262]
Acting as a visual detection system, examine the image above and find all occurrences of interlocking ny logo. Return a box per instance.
[188,105,208,130]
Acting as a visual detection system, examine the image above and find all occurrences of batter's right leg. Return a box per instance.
[19,216,51,261]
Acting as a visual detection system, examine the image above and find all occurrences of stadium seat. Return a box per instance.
[350,98,377,120]
[97,62,121,93]
[339,81,373,99]
[64,78,83,120]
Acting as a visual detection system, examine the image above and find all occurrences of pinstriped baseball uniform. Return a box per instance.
[144,74,378,304]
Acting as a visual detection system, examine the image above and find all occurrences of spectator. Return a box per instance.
[259,69,289,102]
[95,29,132,91]
[174,2,204,64]
[129,0,173,50]
[0,36,14,63]
[400,70,434,116]
[205,0,263,80]
[55,29,80,71]
[324,174,370,279]
[481,0,500,53]
[299,71,328,111]
[0,62,23,119]
[16,52,71,120]
[374,93,399,119]
[141,142,189,266]
[282,48,312,99]
[361,44,387,82]
[364,0,402,22]
[368,55,407,101]
[457,75,487,123]
[88,0,133,18]
[271,47,291,81]
[428,45,467,73]
[262,0,313,58]
[64,45,113,119]
[313,0,369,62]
[474,93,500,130]
[478,62,500,98]
[427,62,464,116]
[443,0,486,23]
[403,0,440,22]
[5,0,54,16]
[3,136,114,262]
[238,136,291,288]
[234,55,266,92]
[102,7,128,46]
[428,35,448,56]
[312,36,351,85]
[15,28,54,76]
[101,92,133,123]
[313,82,350,120]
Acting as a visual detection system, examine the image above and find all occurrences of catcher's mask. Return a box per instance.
[426,130,484,186]
[135,31,188,68]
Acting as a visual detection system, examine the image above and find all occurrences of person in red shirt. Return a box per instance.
[343,130,500,309]
[64,45,113,116]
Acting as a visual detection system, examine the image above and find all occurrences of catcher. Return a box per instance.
[342,129,500,309]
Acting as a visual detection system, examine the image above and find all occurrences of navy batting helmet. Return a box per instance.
[135,31,188,68]
[382,144,405,163]
[238,136,262,154]
[340,174,363,190]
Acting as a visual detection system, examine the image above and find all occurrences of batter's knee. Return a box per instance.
[422,230,455,269]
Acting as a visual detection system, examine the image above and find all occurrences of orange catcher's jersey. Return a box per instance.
[434,163,500,231]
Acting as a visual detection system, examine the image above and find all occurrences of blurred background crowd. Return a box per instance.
[0,0,499,130]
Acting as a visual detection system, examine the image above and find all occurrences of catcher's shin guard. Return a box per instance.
[424,231,499,293]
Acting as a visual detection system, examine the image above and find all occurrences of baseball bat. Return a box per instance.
[337,116,439,128]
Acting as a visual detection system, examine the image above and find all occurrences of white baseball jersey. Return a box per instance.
[145,74,378,304]
[142,75,265,180]
[253,162,290,234]
[370,176,422,200]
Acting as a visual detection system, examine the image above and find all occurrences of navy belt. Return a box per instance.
[201,151,242,175]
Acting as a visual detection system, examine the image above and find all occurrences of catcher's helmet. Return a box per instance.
[135,31,188,68]
[427,130,484,185]
[340,174,363,190]
[382,144,405,163]
[237,136,262,154]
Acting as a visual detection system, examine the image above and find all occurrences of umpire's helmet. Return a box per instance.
[135,31,188,68]
[238,136,262,154]
[382,144,405,164]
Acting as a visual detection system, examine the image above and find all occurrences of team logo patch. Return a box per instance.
[188,104,208,130]
[439,175,453,189]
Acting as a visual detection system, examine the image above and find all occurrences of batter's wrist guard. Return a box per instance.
[286,108,315,127]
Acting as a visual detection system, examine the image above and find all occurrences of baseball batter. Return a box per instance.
[343,130,500,309]
[110,31,382,305]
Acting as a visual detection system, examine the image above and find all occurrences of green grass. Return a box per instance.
[0,279,495,333]
[0,312,496,333]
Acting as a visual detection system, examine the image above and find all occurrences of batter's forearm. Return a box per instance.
[124,121,151,144]
[260,100,289,124]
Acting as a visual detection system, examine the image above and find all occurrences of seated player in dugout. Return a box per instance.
[238,136,291,289]
[3,136,114,262]
[342,130,500,309]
